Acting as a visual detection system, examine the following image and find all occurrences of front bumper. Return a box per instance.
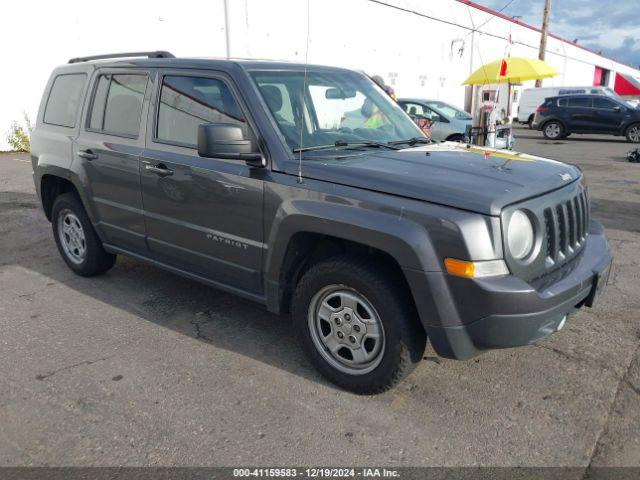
[420,221,612,360]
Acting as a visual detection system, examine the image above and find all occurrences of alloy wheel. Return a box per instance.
[545,122,561,139]
[308,285,385,375]
[57,209,87,264]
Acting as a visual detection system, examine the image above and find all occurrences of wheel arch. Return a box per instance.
[541,118,567,134]
[445,132,465,142]
[623,121,640,136]
[38,167,98,224]
[264,200,439,318]
[40,174,80,221]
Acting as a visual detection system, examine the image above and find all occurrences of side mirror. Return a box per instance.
[613,106,622,112]
[197,123,263,166]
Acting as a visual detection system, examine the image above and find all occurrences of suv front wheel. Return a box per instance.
[625,123,640,143]
[292,256,426,394]
[52,193,116,276]
[543,121,564,140]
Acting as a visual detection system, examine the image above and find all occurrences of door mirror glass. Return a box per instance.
[197,123,262,163]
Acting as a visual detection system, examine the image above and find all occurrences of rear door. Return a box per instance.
[590,97,625,133]
[74,69,152,254]
[566,96,593,132]
[140,70,265,294]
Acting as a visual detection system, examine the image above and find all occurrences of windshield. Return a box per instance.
[424,101,472,120]
[250,69,423,154]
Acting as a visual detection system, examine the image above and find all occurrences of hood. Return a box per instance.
[288,143,582,216]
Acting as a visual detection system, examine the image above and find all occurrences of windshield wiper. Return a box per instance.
[292,140,400,154]
[388,137,434,147]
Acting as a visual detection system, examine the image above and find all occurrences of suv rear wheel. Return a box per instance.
[543,121,564,140]
[292,256,426,394]
[625,123,640,143]
[52,193,116,276]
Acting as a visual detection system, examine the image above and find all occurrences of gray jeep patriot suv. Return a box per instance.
[31,52,612,394]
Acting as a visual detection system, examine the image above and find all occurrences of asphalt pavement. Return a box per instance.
[0,129,639,468]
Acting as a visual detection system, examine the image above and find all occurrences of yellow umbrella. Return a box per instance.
[463,57,559,85]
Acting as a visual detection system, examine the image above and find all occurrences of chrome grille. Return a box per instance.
[543,189,589,268]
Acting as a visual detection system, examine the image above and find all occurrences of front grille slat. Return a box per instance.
[573,194,584,244]
[556,204,568,259]
[567,199,577,249]
[579,190,589,237]
[544,208,557,265]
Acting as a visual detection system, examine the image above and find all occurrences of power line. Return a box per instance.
[364,0,617,69]
[472,0,518,33]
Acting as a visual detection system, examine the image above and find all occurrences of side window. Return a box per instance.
[424,107,443,123]
[402,102,425,117]
[594,98,618,110]
[88,73,147,137]
[568,97,592,108]
[157,75,247,147]
[43,74,87,127]
[558,98,568,107]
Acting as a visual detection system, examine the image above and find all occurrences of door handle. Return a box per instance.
[77,149,98,161]
[145,163,174,177]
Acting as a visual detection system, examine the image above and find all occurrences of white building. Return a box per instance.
[2,0,639,149]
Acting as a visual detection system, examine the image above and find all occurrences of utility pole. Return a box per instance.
[535,0,552,87]
[223,0,231,59]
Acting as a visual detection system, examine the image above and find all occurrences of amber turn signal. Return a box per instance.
[444,258,509,278]
[444,258,475,278]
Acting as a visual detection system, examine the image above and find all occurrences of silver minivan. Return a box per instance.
[399,98,472,142]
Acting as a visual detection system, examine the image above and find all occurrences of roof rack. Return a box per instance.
[68,51,175,64]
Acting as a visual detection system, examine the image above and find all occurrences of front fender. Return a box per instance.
[263,198,440,315]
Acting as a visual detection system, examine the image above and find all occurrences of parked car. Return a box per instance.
[398,98,472,142]
[532,94,640,142]
[31,52,612,394]
[518,86,618,128]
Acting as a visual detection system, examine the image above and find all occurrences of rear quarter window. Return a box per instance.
[43,73,87,127]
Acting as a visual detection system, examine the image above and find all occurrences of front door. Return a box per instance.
[590,97,625,133]
[74,70,151,253]
[140,72,264,294]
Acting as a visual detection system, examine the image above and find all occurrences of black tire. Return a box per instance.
[527,115,534,129]
[292,256,426,394]
[542,121,564,140]
[446,134,465,143]
[51,193,116,276]
[625,123,640,143]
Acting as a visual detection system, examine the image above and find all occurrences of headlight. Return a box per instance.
[507,210,534,260]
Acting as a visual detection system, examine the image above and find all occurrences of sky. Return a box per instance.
[474,0,640,68]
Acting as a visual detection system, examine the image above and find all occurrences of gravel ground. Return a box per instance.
[0,129,638,468]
